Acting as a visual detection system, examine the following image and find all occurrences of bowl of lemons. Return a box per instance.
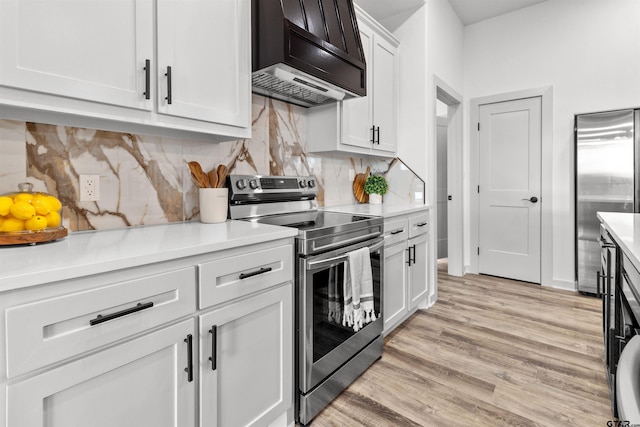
[0,182,67,245]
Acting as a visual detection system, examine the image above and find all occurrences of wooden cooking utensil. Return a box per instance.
[188,161,209,188]
[208,169,218,188]
[352,165,370,203]
[216,164,228,188]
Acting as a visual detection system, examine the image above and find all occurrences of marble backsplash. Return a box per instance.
[0,95,424,233]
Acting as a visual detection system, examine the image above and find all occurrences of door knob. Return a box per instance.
[522,196,538,203]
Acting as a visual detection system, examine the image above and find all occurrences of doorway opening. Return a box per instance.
[434,77,463,277]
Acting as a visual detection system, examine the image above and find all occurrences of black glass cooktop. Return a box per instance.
[255,211,371,230]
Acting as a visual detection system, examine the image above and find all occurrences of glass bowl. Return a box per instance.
[0,182,67,245]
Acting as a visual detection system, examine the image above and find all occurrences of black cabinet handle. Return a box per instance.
[416,222,427,227]
[375,126,380,144]
[406,245,417,266]
[209,325,217,371]
[143,59,150,100]
[406,246,413,266]
[165,66,172,105]
[89,302,154,326]
[390,229,404,235]
[239,267,272,280]
[370,126,375,144]
[184,334,193,382]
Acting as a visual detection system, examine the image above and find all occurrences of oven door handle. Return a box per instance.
[306,239,384,270]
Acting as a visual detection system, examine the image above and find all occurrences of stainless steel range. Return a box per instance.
[228,175,384,425]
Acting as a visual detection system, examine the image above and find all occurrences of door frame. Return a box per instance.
[470,86,554,286]
[434,76,463,277]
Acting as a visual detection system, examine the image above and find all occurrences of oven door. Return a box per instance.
[298,237,384,394]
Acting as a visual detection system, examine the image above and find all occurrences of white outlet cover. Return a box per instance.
[79,174,100,202]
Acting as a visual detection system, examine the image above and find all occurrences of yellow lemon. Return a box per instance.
[0,196,13,216]
[2,217,25,232]
[46,195,62,211]
[31,195,52,215]
[46,211,61,228]
[10,201,36,220]
[25,215,48,231]
[13,193,33,203]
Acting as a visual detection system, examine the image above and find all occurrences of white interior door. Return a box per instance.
[478,96,542,283]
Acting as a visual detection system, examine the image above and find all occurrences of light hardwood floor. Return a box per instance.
[309,262,612,426]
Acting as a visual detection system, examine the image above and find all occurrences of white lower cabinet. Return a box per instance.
[383,220,408,333]
[409,231,429,308]
[199,283,292,427]
[383,210,430,335]
[0,238,295,427]
[7,318,196,427]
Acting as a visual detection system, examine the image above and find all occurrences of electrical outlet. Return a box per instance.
[79,175,100,202]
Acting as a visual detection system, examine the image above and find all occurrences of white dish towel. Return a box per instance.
[343,246,376,332]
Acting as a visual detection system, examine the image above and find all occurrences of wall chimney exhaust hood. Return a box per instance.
[252,0,366,108]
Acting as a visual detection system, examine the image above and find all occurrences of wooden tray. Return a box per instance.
[0,227,68,246]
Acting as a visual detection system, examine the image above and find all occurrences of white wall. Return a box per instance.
[394,0,464,192]
[394,6,428,180]
[463,0,640,285]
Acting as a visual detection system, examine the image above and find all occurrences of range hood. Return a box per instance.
[252,0,366,108]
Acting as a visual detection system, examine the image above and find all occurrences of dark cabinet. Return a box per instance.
[600,225,640,418]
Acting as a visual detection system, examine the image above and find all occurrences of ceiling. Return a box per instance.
[354,0,547,29]
[448,0,547,25]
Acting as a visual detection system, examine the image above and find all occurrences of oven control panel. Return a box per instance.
[228,175,317,197]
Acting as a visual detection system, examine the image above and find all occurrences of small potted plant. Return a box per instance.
[364,174,388,204]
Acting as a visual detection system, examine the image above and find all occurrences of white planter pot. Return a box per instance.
[368,193,382,204]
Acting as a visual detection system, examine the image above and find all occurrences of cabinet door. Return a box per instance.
[7,319,196,427]
[409,232,429,308]
[156,0,250,128]
[372,34,397,154]
[383,241,408,334]
[199,284,292,427]
[341,23,374,150]
[0,0,153,110]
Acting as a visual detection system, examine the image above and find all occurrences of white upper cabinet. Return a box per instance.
[307,6,398,157]
[0,0,153,111]
[156,0,250,129]
[0,0,251,140]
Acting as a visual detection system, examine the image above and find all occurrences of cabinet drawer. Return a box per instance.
[199,243,293,309]
[408,212,429,238]
[5,266,196,378]
[384,217,408,246]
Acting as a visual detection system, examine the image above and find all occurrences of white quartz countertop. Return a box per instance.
[598,212,640,273]
[323,202,429,218]
[0,221,297,292]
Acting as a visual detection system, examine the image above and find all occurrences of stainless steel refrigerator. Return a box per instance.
[575,108,639,294]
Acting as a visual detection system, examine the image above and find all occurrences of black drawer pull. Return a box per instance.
[143,59,150,100]
[184,334,193,382]
[165,66,172,104]
[390,229,404,235]
[90,302,154,326]
[416,222,427,227]
[239,267,272,280]
[209,325,217,371]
